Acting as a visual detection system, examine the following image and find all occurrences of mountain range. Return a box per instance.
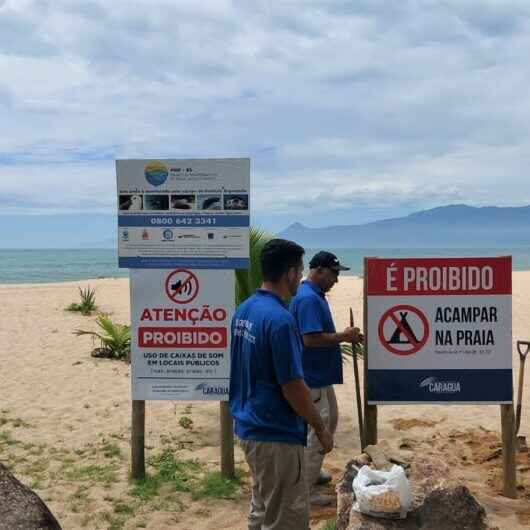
[279,204,530,248]
[0,204,529,248]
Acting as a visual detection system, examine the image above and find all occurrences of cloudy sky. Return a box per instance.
[2,0,530,231]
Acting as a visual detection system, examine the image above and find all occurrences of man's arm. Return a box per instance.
[281,378,333,454]
[302,327,362,348]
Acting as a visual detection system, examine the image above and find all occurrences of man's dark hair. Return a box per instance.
[261,238,305,282]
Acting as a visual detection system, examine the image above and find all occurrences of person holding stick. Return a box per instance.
[229,239,334,530]
[290,251,362,506]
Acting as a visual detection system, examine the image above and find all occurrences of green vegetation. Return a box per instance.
[178,416,193,429]
[67,286,97,315]
[321,520,337,530]
[130,449,201,500]
[341,341,364,364]
[64,462,119,486]
[102,440,122,459]
[74,314,131,361]
[192,469,244,500]
[235,227,273,306]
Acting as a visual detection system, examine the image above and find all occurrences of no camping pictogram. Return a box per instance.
[164,269,199,304]
[378,304,429,356]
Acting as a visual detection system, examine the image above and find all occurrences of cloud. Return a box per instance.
[1,0,530,231]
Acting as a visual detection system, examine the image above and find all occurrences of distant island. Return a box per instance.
[279,204,530,248]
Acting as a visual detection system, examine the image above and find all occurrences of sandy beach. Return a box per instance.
[0,275,529,529]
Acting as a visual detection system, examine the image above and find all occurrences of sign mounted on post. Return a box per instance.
[366,257,512,404]
[130,268,235,401]
[116,158,250,269]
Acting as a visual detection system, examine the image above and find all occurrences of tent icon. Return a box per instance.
[388,312,419,344]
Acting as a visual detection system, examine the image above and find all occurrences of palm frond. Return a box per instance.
[235,227,274,307]
[341,342,364,364]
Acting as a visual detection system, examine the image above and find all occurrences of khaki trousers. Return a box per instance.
[240,439,309,530]
[305,385,338,488]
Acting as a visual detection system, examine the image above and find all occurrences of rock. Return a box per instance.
[0,463,61,530]
[415,485,488,529]
[364,440,410,470]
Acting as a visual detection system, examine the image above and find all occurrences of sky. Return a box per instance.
[1,0,530,232]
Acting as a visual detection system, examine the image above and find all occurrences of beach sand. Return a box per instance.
[0,275,529,529]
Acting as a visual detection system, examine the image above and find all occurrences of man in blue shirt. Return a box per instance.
[290,251,362,506]
[230,239,334,530]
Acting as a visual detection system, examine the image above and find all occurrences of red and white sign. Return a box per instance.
[366,256,512,405]
[130,268,234,401]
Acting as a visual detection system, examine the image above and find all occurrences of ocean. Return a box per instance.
[1,248,530,284]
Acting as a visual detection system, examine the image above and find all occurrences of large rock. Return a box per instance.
[336,450,492,530]
[0,463,61,530]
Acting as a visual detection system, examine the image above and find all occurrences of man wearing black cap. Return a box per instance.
[290,251,362,506]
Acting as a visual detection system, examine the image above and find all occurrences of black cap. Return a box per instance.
[309,251,350,271]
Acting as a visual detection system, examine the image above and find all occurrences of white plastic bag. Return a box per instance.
[352,464,412,519]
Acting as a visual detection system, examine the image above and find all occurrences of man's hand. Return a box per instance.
[340,326,363,344]
[315,426,334,455]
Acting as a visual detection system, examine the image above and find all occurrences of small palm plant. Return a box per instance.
[74,314,131,361]
[66,286,97,315]
[340,341,364,363]
[235,227,274,306]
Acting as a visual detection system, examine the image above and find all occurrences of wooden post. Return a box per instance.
[131,400,145,480]
[501,403,517,498]
[220,401,235,479]
[363,257,378,448]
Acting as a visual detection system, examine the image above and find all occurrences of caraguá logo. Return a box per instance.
[419,376,461,394]
[145,161,168,187]
[195,382,228,396]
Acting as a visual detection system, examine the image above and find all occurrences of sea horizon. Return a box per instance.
[1,247,530,284]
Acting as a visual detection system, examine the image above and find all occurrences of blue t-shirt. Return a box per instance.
[229,289,306,445]
[289,280,344,388]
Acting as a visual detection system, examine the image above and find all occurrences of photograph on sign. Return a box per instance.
[366,257,512,404]
[130,268,235,401]
[116,158,250,269]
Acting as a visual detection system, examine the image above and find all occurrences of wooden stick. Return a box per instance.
[350,307,365,450]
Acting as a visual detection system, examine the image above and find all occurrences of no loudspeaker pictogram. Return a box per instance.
[378,304,429,356]
[165,269,199,304]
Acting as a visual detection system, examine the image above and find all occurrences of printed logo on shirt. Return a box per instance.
[234,318,256,343]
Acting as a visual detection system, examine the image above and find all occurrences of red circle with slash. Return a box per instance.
[378,304,429,356]
[165,269,199,304]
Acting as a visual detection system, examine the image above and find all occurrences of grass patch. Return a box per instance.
[102,441,122,459]
[65,463,118,486]
[130,449,201,501]
[178,416,193,429]
[321,520,336,530]
[192,469,244,500]
[113,499,136,516]
[0,430,20,448]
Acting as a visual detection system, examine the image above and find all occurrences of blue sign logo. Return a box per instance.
[144,161,168,187]
[121,229,129,241]
[420,376,461,394]
[163,229,173,240]
[195,382,228,396]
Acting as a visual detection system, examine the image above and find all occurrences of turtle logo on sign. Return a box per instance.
[378,304,429,356]
[165,269,199,304]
